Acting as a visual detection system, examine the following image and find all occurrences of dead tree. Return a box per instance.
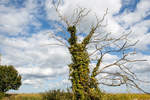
[47,1,150,99]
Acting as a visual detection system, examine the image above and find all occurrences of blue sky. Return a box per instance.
[0,0,150,93]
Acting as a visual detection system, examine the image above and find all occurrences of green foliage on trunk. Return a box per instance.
[68,26,102,100]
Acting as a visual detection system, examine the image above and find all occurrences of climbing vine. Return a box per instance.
[68,26,102,100]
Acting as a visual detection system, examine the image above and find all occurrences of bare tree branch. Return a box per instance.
[82,9,108,47]
[49,34,69,47]
[52,0,70,26]
[72,7,91,26]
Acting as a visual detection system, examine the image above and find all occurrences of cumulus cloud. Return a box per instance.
[0,30,71,87]
[116,0,150,26]
[114,0,150,50]
[0,0,42,35]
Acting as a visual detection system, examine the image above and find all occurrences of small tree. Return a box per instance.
[48,1,150,99]
[0,58,21,93]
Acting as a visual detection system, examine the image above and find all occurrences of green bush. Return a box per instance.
[42,89,72,100]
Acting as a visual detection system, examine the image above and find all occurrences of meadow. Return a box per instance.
[1,90,150,100]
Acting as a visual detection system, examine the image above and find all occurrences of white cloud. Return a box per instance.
[0,8,29,35]
[1,29,71,66]
[45,0,122,34]
[0,29,71,89]
[116,0,150,27]
[0,0,42,35]
[126,53,150,73]
[113,0,150,50]
[129,20,150,50]
[23,79,42,85]
[23,79,44,89]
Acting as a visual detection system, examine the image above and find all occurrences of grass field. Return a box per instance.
[1,92,150,100]
[2,93,42,100]
[102,93,150,100]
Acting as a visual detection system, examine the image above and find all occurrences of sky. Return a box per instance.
[0,0,150,93]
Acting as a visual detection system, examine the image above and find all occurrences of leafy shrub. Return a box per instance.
[42,89,72,100]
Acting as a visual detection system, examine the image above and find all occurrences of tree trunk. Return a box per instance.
[67,26,102,100]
